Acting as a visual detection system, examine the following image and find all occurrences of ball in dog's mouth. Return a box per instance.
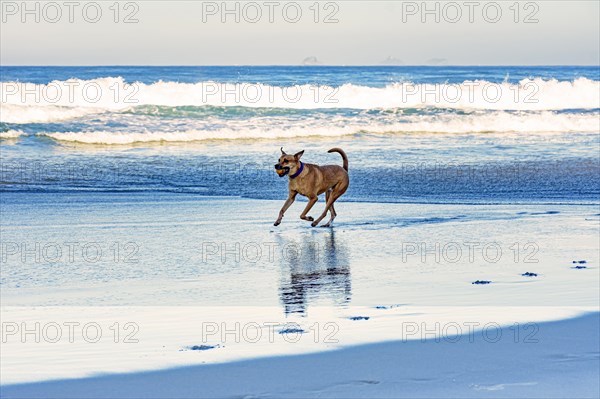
[276,168,288,177]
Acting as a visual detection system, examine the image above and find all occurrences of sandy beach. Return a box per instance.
[1,310,598,398]
[1,192,598,397]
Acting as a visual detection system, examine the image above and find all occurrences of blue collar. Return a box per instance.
[289,162,304,179]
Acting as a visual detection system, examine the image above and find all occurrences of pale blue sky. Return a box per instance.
[1,1,598,65]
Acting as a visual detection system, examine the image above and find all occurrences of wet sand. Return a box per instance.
[1,192,598,394]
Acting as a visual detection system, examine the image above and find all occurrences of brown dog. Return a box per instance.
[274,147,349,227]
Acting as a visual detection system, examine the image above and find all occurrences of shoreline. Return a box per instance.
[2,190,600,206]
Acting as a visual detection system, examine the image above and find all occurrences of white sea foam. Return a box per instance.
[38,111,600,144]
[1,77,599,123]
[0,129,24,139]
[0,104,106,123]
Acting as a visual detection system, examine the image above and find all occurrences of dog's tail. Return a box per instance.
[328,148,348,172]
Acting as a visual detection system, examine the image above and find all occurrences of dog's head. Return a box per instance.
[274,147,304,178]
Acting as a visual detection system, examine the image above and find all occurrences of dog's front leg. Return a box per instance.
[300,195,318,221]
[274,191,297,226]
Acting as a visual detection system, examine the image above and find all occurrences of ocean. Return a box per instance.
[1,66,599,203]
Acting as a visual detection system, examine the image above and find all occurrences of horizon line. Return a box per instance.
[2,64,599,67]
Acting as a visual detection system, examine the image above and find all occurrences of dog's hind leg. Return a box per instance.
[311,183,347,227]
[322,190,337,227]
[300,195,318,222]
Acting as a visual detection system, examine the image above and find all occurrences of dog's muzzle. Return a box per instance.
[274,164,289,177]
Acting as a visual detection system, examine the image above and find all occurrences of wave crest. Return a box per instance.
[37,111,600,144]
[1,77,599,123]
[0,130,24,139]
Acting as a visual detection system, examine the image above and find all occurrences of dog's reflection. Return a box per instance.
[278,230,351,316]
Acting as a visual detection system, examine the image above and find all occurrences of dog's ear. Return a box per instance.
[280,147,286,155]
[294,150,304,160]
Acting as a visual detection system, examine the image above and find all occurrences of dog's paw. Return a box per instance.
[274,220,281,226]
[311,221,318,227]
[321,223,331,228]
[301,216,314,221]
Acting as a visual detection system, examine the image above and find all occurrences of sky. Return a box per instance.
[1,0,599,65]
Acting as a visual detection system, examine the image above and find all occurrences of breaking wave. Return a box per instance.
[1,77,599,123]
[38,111,600,144]
[0,130,24,139]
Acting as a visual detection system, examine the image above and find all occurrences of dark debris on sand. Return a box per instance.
[522,272,538,277]
[472,280,491,285]
[182,344,221,351]
[375,304,403,310]
[349,316,370,321]
[278,328,305,334]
